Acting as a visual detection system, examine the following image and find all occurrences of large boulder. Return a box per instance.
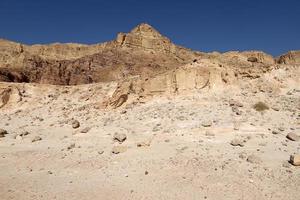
[0,86,22,109]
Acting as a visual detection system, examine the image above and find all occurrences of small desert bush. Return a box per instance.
[253,102,269,112]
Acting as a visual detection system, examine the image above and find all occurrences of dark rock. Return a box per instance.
[71,120,80,129]
[31,136,42,142]
[201,120,212,127]
[230,138,244,147]
[247,57,258,63]
[67,143,76,150]
[0,129,8,138]
[286,132,300,141]
[229,100,243,107]
[113,133,127,143]
[80,127,91,133]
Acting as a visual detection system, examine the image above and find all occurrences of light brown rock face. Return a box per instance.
[0,23,199,85]
[277,51,300,64]
[290,155,300,166]
[0,23,298,87]
[0,86,22,109]
[116,23,196,60]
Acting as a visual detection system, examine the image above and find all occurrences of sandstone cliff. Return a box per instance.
[0,23,200,84]
[0,23,298,86]
[277,51,300,64]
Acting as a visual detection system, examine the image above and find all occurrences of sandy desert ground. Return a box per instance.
[0,75,299,200]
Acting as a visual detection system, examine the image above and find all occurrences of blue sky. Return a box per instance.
[0,0,299,56]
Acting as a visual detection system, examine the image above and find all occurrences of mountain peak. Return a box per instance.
[131,23,155,31]
[115,23,172,51]
[129,23,163,38]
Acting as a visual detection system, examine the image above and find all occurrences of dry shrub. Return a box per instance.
[253,102,269,112]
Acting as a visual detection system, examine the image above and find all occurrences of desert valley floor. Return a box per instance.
[0,23,299,200]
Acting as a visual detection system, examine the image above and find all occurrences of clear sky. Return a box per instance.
[0,0,299,56]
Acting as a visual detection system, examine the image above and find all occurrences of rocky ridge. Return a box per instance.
[0,23,299,86]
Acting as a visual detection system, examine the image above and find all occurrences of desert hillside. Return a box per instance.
[0,23,300,200]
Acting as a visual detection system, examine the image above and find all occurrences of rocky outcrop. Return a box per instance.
[277,51,300,64]
[0,86,22,109]
[219,51,275,67]
[0,23,298,86]
[116,23,198,61]
[106,55,283,108]
[0,23,199,85]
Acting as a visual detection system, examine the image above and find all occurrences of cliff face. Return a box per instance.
[0,23,200,85]
[0,23,298,86]
[115,23,198,61]
[277,51,300,64]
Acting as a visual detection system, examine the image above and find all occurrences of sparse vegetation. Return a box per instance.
[253,102,269,112]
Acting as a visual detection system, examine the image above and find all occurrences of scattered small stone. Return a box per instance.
[137,141,150,147]
[286,132,300,141]
[71,120,80,129]
[0,129,8,138]
[31,136,42,143]
[177,116,186,121]
[201,120,212,127]
[246,155,262,164]
[271,106,280,111]
[144,171,149,175]
[112,146,127,154]
[120,110,127,114]
[16,131,30,139]
[22,131,30,136]
[272,130,280,135]
[250,122,256,126]
[281,141,288,146]
[98,150,104,155]
[113,133,127,143]
[229,100,244,107]
[278,127,285,132]
[230,138,244,147]
[239,152,247,159]
[290,154,300,166]
[80,127,91,133]
[232,106,242,115]
[152,125,161,132]
[67,143,76,150]
[177,146,188,152]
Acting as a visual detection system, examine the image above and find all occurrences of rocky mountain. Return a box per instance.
[0,23,200,84]
[1,23,299,85]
